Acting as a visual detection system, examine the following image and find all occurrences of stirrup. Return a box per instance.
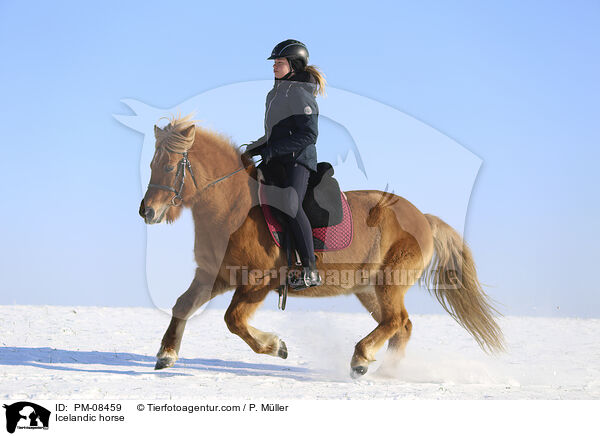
[278,284,288,310]
[288,268,322,290]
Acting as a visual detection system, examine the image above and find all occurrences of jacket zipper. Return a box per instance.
[264,81,280,139]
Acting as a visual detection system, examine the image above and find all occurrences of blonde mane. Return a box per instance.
[155,113,198,154]
[154,113,241,158]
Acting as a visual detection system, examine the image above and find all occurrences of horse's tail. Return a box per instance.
[420,214,506,353]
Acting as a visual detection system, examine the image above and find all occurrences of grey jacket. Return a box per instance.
[248,70,318,172]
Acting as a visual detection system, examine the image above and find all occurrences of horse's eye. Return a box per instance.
[165,165,175,172]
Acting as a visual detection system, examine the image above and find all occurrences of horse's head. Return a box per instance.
[140,115,199,224]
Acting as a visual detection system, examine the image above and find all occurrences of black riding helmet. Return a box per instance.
[268,39,309,71]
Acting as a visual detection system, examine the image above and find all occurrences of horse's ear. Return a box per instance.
[181,125,195,138]
[154,125,161,138]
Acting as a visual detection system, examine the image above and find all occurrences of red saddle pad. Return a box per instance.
[259,185,353,252]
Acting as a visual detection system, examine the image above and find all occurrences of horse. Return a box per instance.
[138,114,505,377]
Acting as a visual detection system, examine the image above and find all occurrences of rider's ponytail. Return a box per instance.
[305,65,327,97]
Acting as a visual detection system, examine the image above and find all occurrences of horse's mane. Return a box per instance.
[155,113,241,159]
[154,113,256,181]
[155,113,198,153]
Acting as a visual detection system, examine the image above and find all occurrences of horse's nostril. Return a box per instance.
[139,200,146,218]
[144,207,155,222]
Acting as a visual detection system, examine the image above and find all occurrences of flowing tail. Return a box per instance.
[420,214,506,353]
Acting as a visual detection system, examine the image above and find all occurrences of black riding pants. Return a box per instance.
[281,162,315,268]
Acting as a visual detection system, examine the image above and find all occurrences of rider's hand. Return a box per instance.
[240,144,263,166]
[240,150,254,166]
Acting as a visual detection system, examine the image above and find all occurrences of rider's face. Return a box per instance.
[273,58,291,79]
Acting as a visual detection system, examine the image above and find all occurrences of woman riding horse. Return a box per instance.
[141,43,504,377]
[242,39,326,289]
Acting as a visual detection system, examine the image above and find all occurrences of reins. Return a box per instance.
[147,149,260,206]
[201,158,261,191]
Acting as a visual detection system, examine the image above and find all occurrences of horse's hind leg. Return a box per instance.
[155,268,226,370]
[352,286,411,377]
[356,291,412,359]
[224,287,288,359]
[387,317,412,358]
[355,291,381,321]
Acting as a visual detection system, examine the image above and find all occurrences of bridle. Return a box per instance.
[148,150,199,206]
[147,149,260,207]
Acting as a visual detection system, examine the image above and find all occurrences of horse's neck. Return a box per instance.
[189,152,255,233]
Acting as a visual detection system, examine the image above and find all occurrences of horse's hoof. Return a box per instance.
[155,356,177,370]
[351,365,368,379]
[277,340,288,359]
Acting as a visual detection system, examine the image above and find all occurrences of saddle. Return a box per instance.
[258,162,353,252]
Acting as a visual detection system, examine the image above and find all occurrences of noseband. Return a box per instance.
[148,151,198,206]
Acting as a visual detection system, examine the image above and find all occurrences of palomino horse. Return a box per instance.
[139,114,504,377]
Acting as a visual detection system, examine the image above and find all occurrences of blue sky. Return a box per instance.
[1,1,599,317]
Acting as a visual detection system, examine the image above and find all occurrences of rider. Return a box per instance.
[242,39,326,289]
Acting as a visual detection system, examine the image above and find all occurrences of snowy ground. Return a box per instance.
[1,305,598,400]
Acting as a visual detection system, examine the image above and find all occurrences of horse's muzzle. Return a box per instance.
[139,199,157,224]
[143,207,155,224]
[139,199,146,219]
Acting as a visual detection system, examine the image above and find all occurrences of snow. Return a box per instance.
[1,305,598,400]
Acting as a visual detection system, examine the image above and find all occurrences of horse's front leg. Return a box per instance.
[155,267,226,370]
[224,287,288,359]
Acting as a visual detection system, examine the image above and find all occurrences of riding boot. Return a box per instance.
[303,265,323,287]
[307,257,322,286]
[289,258,322,289]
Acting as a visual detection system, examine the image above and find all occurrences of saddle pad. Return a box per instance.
[259,186,353,252]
